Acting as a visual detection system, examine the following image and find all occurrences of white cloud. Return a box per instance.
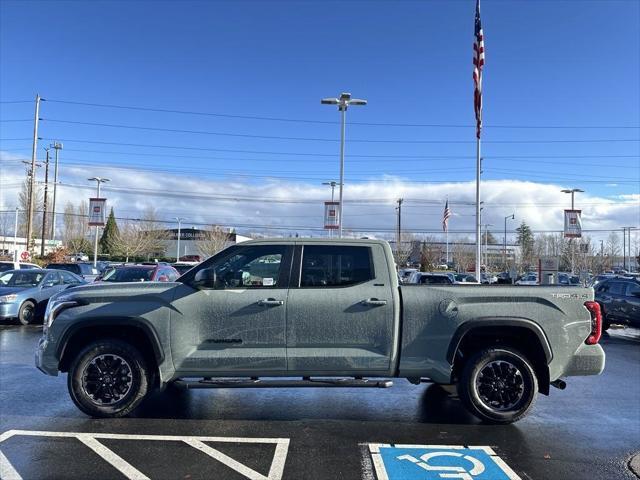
[1,151,638,244]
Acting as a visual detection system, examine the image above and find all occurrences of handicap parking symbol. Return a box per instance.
[368,444,521,480]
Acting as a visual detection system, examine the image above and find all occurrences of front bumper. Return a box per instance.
[35,336,59,376]
[0,302,20,319]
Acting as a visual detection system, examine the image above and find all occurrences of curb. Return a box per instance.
[629,453,640,479]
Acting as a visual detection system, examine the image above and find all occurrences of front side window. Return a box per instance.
[214,246,285,288]
[60,271,81,285]
[300,245,373,288]
[625,282,640,297]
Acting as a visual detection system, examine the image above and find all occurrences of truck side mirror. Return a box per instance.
[193,268,217,290]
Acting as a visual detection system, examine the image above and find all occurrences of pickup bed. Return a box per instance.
[36,239,605,423]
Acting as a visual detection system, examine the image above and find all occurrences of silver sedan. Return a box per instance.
[0,269,85,325]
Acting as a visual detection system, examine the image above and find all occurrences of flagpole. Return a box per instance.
[476,137,481,282]
[446,228,449,265]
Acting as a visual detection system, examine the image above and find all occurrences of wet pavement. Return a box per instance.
[1,323,638,480]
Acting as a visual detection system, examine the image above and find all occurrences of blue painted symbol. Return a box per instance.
[372,445,520,480]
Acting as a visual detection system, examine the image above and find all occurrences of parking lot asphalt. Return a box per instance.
[1,323,638,480]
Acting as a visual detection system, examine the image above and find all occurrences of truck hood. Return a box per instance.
[60,281,182,303]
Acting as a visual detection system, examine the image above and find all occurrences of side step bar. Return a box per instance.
[174,377,393,389]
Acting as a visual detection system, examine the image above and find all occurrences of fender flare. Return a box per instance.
[56,316,165,364]
[446,317,553,365]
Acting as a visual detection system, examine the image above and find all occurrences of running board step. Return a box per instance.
[174,377,393,389]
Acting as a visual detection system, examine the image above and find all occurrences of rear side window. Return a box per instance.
[0,263,13,272]
[300,245,373,287]
[626,283,640,297]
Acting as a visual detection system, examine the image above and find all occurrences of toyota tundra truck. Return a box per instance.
[36,238,605,423]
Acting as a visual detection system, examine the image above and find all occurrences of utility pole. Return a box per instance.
[26,94,41,251]
[623,227,627,271]
[50,142,63,240]
[396,198,403,264]
[40,148,50,257]
[13,207,19,262]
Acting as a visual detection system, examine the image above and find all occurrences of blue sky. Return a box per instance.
[0,0,638,239]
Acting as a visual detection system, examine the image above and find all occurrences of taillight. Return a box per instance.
[584,301,602,345]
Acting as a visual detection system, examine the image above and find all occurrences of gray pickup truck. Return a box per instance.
[36,239,605,423]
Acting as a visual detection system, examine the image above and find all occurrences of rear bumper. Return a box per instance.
[558,343,605,378]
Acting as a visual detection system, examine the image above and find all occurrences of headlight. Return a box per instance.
[0,294,18,303]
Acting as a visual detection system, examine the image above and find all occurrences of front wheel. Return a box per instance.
[68,339,153,418]
[18,300,36,325]
[458,347,538,424]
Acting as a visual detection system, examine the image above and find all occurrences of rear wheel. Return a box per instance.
[68,339,152,418]
[18,300,36,325]
[458,347,538,424]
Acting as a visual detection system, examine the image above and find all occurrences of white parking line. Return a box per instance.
[0,430,290,480]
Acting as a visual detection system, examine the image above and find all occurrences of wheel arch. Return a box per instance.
[57,318,164,376]
[447,318,552,395]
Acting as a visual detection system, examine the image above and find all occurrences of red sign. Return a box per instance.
[20,251,29,261]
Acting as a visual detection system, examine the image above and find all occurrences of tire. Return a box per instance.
[67,339,153,418]
[18,300,36,325]
[458,347,538,424]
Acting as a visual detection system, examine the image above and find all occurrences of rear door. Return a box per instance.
[286,243,395,374]
[622,282,640,325]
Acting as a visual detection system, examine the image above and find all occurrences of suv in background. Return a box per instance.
[595,277,640,330]
[100,264,180,283]
[46,263,100,282]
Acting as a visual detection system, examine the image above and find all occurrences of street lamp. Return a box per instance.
[50,142,63,240]
[88,177,110,267]
[561,188,584,273]
[322,181,338,202]
[504,214,515,269]
[321,92,367,238]
[561,188,583,210]
[175,217,185,261]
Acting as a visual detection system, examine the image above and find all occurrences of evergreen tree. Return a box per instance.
[99,207,120,255]
[516,221,535,269]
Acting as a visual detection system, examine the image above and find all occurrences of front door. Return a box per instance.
[171,244,293,374]
[286,243,395,374]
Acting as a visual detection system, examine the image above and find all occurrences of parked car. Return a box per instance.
[0,261,41,273]
[100,264,180,283]
[37,239,605,423]
[454,273,478,284]
[595,277,640,330]
[46,263,100,282]
[172,262,198,275]
[417,273,454,285]
[179,254,202,262]
[496,272,513,284]
[516,273,538,286]
[557,273,580,286]
[480,273,498,284]
[399,268,418,283]
[64,252,89,262]
[0,269,85,324]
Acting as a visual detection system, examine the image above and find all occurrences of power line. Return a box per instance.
[40,118,640,144]
[42,99,640,129]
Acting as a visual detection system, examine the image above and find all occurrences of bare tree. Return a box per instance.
[108,209,167,261]
[453,238,474,273]
[606,232,621,268]
[196,225,230,259]
[18,176,43,238]
[393,233,415,269]
[419,236,442,272]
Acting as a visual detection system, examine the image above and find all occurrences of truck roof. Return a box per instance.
[238,238,390,247]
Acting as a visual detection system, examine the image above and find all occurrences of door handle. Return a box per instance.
[258,298,284,306]
[362,298,388,306]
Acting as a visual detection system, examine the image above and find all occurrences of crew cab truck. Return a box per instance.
[36,239,605,423]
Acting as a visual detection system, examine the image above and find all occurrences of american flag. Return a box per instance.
[473,0,485,139]
[442,200,452,232]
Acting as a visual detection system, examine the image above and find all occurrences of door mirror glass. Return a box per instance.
[193,268,217,289]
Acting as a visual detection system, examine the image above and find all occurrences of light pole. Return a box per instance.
[50,142,63,240]
[13,207,18,262]
[88,177,110,267]
[321,92,367,238]
[175,217,185,261]
[561,188,584,273]
[483,223,493,269]
[322,181,338,202]
[504,214,515,270]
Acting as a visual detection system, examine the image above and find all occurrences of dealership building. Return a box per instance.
[161,227,252,259]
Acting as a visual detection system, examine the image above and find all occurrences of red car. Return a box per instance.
[100,264,180,283]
